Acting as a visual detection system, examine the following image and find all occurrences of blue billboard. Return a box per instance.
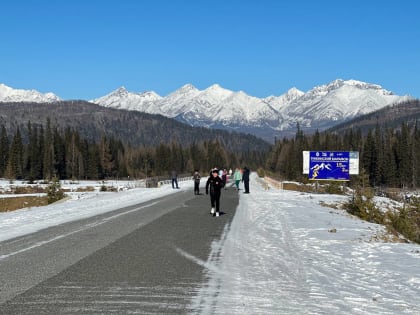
[309,151,350,181]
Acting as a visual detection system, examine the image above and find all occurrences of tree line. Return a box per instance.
[0,119,266,181]
[266,122,420,189]
[4,116,420,189]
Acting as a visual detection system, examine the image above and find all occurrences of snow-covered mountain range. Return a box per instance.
[0,83,61,103]
[91,79,411,139]
[0,80,413,141]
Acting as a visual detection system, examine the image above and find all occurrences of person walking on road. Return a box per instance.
[171,170,179,189]
[242,166,250,194]
[206,169,224,217]
[193,170,201,195]
[233,167,242,190]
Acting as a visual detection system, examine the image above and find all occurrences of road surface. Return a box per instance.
[0,188,239,314]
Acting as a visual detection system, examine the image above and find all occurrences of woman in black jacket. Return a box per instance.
[206,169,224,217]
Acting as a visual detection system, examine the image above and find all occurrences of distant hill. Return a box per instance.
[327,99,420,135]
[0,101,271,152]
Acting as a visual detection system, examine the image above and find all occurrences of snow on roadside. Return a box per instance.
[0,181,185,242]
[190,174,420,315]
[1,176,419,314]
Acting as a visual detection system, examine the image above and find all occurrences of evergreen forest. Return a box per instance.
[0,120,266,181]
[1,99,420,191]
[266,122,420,190]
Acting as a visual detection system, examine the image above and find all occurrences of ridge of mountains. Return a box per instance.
[0,80,413,141]
[0,100,271,152]
[328,98,420,135]
[0,83,61,103]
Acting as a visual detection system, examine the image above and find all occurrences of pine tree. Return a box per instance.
[362,130,377,186]
[53,127,66,179]
[373,125,384,186]
[311,129,321,150]
[65,129,81,180]
[47,176,65,204]
[413,123,420,187]
[0,125,9,177]
[6,127,24,179]
[87,145,100,179]
[43,118,55,180]
[99,136,114,178]
[25,122,43,181]
[206,140,227,170]
[155,143,171,176]
[397,123,412,188]
[382,128,398,187]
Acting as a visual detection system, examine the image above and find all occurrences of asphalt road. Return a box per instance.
[0,187,239,314]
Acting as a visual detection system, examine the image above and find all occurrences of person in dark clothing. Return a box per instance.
[242,166,250,193]
[171,170,179,189]
[193,170,201,195]
[206,169,224,216]
[221,169,228,190]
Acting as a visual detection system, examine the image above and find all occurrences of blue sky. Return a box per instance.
[1,0,419,100]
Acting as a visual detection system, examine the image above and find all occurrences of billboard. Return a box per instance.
[303,151,359,176]
[308,151,350,181]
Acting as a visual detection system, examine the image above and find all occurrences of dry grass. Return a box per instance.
[0,196,48,212]
[282,182,315,193]
[62,186,95,193]
[319,201,340,209]
[2,185,47,194]
[0,185,99,212]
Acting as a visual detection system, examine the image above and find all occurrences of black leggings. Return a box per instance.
[210,191,221,211]
[244,180,249,193]
[194,181,200,194]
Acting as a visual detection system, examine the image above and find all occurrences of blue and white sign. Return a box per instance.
[303,151,359,175]
[309,151,350,181]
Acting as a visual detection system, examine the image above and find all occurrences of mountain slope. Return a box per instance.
[328,99,420,135]
[0,100,271,152]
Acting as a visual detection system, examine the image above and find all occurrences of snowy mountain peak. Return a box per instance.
[0,83,61,103]
[202,84,233,100]
[340,79,384,90]
[287,87,304,95]
[284,87,305,100]
[207,83,222,89]
[90,86,162,111]
[263,87,305,111]
[166,84,199,97]
[111,86,129,97]
[178,83,198,92]
[205,83,228,92]
[314,79,393,96]
[116,86,128,92]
